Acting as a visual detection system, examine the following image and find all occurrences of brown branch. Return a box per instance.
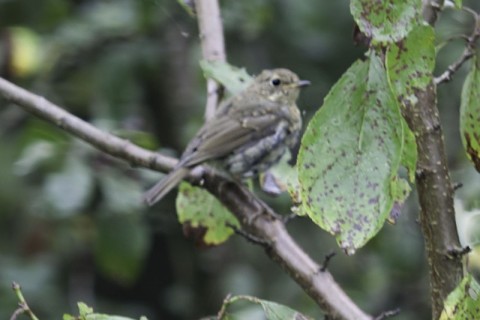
[403,83,463,319]
[202,177,371,320]
[0,77,371,320]
[194,0,227,120]
[191,1,370,318]
[407,2,466,318]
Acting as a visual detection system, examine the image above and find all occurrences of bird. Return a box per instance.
[144,68,310,206]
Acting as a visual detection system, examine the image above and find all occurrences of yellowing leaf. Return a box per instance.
[176,182,239,245]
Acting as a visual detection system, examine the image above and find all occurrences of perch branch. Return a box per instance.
[0,76,371,320]
[0,0,373,317]
[192,1,369,318]
[0,77,177,173]
[202,177,371,320]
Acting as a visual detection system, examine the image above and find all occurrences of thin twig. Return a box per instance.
[215,293,233,320]
[452,182,463,191]
[447,245,471,258]
[227,222,271,247]
[0,76,372,319]
[320,251,336,272]
[0,77,371,319]
[435,7,480,84]
[10,282,39,320]
[374,308,401,320]
[282,212,299,224]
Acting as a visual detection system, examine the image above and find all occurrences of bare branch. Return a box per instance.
[0,76,371,319]
[403,83,463,319]
[0,77,177,173]
[202,178,371,320]
[373,308,401,320]
[191,1,370,318]
[413,2,466,318]
[0,0,373,317]
[434,47,475,85]
[194,0,227,120]
[435,8,480,85]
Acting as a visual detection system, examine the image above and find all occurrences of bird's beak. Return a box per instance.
[297,80,311,88]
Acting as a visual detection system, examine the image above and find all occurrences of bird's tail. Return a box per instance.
[143,167,190,206]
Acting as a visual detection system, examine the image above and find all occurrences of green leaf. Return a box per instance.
[386,25,436,182]
[298,52,406,253]
[389,176,411,223]
[13,140,57,176]
[176,182,239,245]
[199,60,253,95]
[440,275,480,320]
[85,315,141,320]
[220,295,312,320]
[350,0,422,43]
[176,0,195,17]
[43,153,94,216]
[454,0,463,8]
[78,302,94,316]
[467,245,480,284]
[8,27,42,77]
[98,169,144,213]
[94,214,150,285]
[460,57,480,172]
[66,302,147,320]
[386,25,435,107]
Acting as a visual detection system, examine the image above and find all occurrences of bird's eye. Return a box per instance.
[271,78,281,86]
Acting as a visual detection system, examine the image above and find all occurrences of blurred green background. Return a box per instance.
[0,1,480,319]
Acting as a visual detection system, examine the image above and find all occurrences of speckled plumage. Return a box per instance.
[144,68,309,205]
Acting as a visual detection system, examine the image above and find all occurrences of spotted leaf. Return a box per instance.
[350,0,422,44]
[298,52,406,253]
[440,274,480,320]
[460,57,480,172]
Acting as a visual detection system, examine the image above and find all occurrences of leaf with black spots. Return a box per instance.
[298,52,408,253]
[460,57,480,172]
[350,0,422,44]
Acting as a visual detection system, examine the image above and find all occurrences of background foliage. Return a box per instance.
[0,0,479,319]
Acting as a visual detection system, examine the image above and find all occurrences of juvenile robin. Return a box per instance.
[144,68,310,205]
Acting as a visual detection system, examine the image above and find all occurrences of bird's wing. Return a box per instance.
[179,103,289,168]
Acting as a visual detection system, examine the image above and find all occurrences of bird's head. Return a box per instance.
[253,68,310,105]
